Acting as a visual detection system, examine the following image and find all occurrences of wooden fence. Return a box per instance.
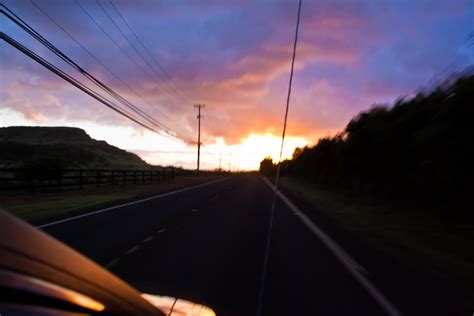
[0,167,178,192]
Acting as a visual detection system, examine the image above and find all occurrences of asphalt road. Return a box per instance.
[41,175,456,315]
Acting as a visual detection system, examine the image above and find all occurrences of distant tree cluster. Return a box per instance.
[261,74,474,217]
[259,157,276,176]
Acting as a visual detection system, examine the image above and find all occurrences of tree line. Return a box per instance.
[261,74,473,218]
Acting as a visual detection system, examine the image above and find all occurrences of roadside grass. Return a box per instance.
[278,177,474,310]
[1,175,223,224]
[4,193,135,223]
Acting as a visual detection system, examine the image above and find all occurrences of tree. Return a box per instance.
[284,73,474,217]
[259,157,276,175]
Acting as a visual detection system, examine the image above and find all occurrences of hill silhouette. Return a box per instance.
[0,126,150,169]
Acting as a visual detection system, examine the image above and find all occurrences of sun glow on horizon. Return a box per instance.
[137,132,310,171]
[0,110,310,171]
[224,133,309,170]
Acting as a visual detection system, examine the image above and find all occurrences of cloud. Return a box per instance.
[1,0,473,154]
[0,92,61,123]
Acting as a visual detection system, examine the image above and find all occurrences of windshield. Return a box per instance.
[1,1,473,315]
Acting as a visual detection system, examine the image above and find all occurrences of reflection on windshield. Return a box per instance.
[142,294,216,316]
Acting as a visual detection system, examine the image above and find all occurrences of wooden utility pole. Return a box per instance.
[194,104,205,175]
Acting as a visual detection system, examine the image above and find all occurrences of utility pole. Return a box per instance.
[194,104,205,175]
[218,154,222,172]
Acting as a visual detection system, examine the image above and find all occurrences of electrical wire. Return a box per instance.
[108,0,191,102]
[31,0,169,119]
[0,32,163,135]
[29,0,190,141]
[256,0,302,315]
[74,0,182,104]
[95,0,181,101]
[0,3,195,143]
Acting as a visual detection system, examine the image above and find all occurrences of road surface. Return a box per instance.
[41,175,456,315]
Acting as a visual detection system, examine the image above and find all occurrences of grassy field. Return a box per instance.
[1,175,223,224]
[278,177,474,310]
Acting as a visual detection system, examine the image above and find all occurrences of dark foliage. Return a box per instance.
[265,75,474,218]
[16,155,66,181]
[259,157,276,176]
[0,126,149,168]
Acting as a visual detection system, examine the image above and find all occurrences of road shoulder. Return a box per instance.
[1,175,228,226]
[264,175,468,316]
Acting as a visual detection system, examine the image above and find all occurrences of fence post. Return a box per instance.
[79,170,83,189]
[96,170,100,188]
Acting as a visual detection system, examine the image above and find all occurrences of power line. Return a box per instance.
[74,0,143,71]
[256,0,302,315]
[108,0,191,102]
[74,0,180,104]
[30,0,178,135]
[95,0,181,101]
[1,31,193,143]
[0,3,195,143]
[0,32,162,135]
[28,1,189,141]
[31,0,168,119]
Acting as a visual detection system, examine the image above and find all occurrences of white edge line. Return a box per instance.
[105,257,120,269]
[124,245,140,255]
[261,176,402,316]
[142,236,153,243]
[37,177,230,229]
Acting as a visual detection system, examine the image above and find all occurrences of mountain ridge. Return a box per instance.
[0,126,150,169]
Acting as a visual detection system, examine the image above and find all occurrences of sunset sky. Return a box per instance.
[1,0,473,170]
